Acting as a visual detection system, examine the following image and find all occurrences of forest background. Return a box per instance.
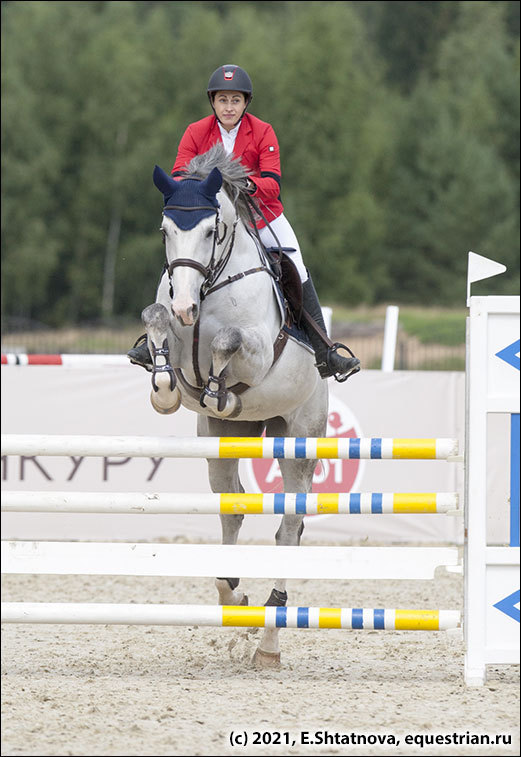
[1,0,519,336]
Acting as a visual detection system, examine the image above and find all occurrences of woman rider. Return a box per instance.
[129,64,360,381]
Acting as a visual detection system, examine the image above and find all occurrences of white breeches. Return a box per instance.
[258,214,308,283]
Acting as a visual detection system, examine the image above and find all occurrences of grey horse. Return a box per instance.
[141,144,328,666]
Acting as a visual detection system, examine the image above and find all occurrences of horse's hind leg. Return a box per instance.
[252,463,311,668]
[197,415,264,606]
[252,508,307,668]
[253,401,327,668]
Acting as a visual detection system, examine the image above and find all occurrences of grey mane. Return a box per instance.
[185,143,258,226]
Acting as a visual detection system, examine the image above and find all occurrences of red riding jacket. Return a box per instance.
[171,113,284,228]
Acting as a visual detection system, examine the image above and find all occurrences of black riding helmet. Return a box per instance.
[207,64,253,109]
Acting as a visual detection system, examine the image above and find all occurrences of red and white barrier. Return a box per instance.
[1,353,129,367]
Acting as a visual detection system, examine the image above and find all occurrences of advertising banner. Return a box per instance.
[2,366,465,543]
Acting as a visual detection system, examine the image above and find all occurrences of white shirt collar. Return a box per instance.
[218,120,241,154]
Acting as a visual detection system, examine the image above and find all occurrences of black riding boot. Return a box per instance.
[302,276,360,381]
[127,333,153,371]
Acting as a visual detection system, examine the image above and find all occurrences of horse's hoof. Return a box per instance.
[202,391,242,419]
[252,648,281,669]
[150,390,180,414]
[239,594,249,606]
[149,376,181,415]
[221,393,242,419]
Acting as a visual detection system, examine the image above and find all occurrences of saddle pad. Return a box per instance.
[283,320,312,350]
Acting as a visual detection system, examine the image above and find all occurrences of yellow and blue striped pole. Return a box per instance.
[218,492,458,515]
[1,602,461,630]
[0,435,459,460]
[222,606,461,631]
[218,437,458,460]
[1,491,459,514]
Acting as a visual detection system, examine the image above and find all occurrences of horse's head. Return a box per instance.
[153,165,227,326]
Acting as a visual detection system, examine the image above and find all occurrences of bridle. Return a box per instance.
[163,203,240,301]
[160,191,286,409]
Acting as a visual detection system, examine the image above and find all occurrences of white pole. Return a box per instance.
[1,542,459,580]
[381,305,399,372]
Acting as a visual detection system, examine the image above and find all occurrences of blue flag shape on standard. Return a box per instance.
[493,589,520,623]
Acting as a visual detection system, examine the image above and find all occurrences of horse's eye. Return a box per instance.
[205,228,213,239]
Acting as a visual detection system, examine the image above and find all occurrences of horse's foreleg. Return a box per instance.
[212,326,273,380]
[141,303,181,415]
[200,326,273,417]
[199,327,242,417]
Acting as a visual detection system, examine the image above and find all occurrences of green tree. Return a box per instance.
[1,0,519,328]
[355,0,459,93]
[381,0,519,303]
[1,1,96,323]
[246,1,396,304]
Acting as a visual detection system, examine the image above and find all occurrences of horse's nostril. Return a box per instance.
[171,300,198,326]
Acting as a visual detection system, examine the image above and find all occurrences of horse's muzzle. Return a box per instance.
[172,301,199,327]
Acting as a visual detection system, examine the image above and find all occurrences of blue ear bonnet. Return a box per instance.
[153,165,222,231]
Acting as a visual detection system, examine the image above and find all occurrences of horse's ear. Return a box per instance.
[200,166,222,198]
[153,165,177,197]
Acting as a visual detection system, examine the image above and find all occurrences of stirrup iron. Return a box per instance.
[328,342,361,383]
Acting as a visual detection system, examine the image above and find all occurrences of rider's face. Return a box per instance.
[212,91,246,132]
